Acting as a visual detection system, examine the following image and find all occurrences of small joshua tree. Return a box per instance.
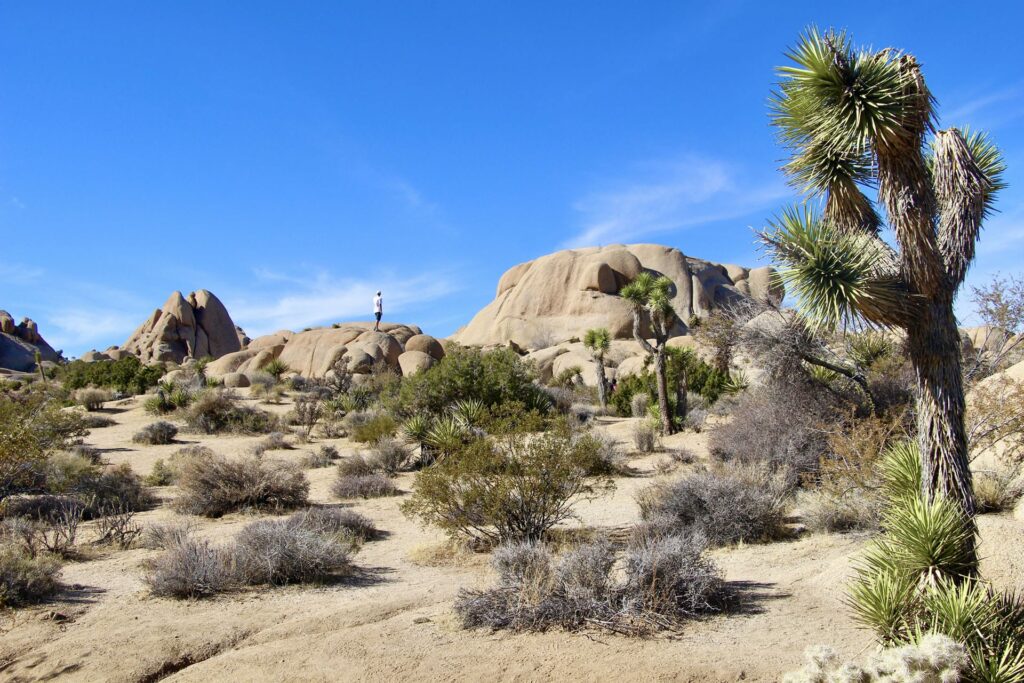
[621,273,682,434]
[583,327,611,410]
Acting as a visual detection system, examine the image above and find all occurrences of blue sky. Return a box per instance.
[2,1,1023,357]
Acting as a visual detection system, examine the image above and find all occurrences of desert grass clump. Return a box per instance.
[332,473,399,500]
[632,420,658,453]
[0,541,62,607]
[972,465,1024,514]
[455,531,724,634]
[132,421,178,445]
[81,414,116,429]
[303,445,339,469]
[637,462,792,547]
[174,454,309,517]
[368,437,411,475]
[141,521,197,550]
[74,387,111,412]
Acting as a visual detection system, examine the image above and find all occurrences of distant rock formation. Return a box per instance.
[122,290,244,364]
[451,244,783,349]
[205,322,445,380]
[0,310,62,372]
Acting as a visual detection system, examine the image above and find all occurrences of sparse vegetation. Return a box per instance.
[174,455,309,517]
[185,389,281,434]
[132,421,178,445]
[332,473,399,500]
[0,541,62,607]
[74,387,112,411]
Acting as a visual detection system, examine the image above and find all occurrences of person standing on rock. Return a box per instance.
[373,291,383,331]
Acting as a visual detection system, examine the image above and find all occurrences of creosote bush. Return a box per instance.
[132,421,178,445]
[455,531,725,634]
[174,454,309,517]
[349,412,398,444]
[637,462,792,547]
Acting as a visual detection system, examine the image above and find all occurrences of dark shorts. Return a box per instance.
[375,312,382,322]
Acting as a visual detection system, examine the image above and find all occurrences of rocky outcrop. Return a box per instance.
[122,290,244,364]
[0,310,62,372]
[205,323,445,380]
[451,244,783,349]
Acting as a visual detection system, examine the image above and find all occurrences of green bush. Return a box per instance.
[132,421,178,445]
[350,413,398,444]
[610,347,736,421]
[0,542,62,607]
[58,356,164,395]
[184,389,281,435]
[1,390,88,501]
[397,346,548,417]
[402,430,614,545]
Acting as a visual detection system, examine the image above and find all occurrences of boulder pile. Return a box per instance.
[121,290,244,364]
[0,310,62,372]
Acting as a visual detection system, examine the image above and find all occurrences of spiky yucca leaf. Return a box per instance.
[451,399,488,429]
[401,414,433,444]
[879,494,976,581]
[848,330,894,368]
[762,205,913,329]
[847,567,917,644]
[583,328,611,357]
[425,414,469,459]
[880,440,923,503]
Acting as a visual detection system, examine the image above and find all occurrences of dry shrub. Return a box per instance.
[287,508,378,542]
[336,453,380,477]
[348,412,398,444]
[708,377,840,477]
[132,421,178,445]
[174,455,309,517]
[185,389,281,435]
[631,392,650,418]
[637,462,792,547]
[303,445,338,469]
[145,536,231,598]
[93,505,143,549]
[82,414,116,429]
[231,516,356,586]
[74,387,111,411]
[369,438,411,475]
[632,420,658,453]
[973,465,1024,513]
[332,473,399,500]
[968,377,1024,464]
[800,489,880,533]
[0,541,62,607]
[288,395,322,439]
[455,532,724,634]
[141,521,197,550]
[250,431,293,456]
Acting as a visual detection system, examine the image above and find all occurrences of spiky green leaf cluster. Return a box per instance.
[583,327,611,357]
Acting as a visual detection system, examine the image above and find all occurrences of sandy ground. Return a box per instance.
[2,393,1021,683]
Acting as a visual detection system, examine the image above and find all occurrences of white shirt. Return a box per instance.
[373,295,382,313]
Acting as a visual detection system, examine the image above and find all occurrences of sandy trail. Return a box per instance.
[2,396,1020,682]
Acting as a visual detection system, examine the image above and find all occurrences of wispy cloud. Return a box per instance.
[45,308,141,354]
[943,82,1024,129]
[0,262,45,285]
[230,269,459,338]
[563,156,789,248]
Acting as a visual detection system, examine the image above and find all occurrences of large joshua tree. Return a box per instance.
[620,273,681,435]
[583,327,611,410]
[764,29,1006,554]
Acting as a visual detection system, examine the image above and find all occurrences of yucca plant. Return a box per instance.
[621,273,681,434]
[848,441,1024,681]
[848,331,895,369]
[583,327,612,410]
[424,414,469,463]
[261,358,290,382]
[765,29,1007,564]
[451,399,488,430]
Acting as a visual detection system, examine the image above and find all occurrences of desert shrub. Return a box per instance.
[369,437,411,475]
[144,459,176,486]
[570,429,628,476]
[58,356,164,395]
[248,371,276,391]
[287,507,378,542]
[250,431,293,456]
[402,431,614,545]
[174,455,309,517]
[783,634,968,683]
[551,366,583,389]
[397,346,548,417]
[336,453,381,478]
[637,463,792,547]
[145,536,232,598]
[968,377,1024,465]
[973,465,1024,514]
[143,392,174,415]
[79,463,153,515]
[93,505,143,549]
[423,414,470,462]
[74,387,111,411]
[0,542,62,607]
[801,489,880,533]
[610,347,735,420]
[1,390,88,500]
[633,420,659,453]
[708,376,842,477]
[350,412,398,444]
[455,532,724,634]
[0,494,84,522]
[303,445,339,468]
[332,473,399,499]
[289,395,322,439]
[630,392,650,418]
[231,516,356,586]
[81,414,116,429]
[185,389,280,435]
[1,500,83,557]
[70,444,101,464]
[141,521,196,550]
[132,421,178,445]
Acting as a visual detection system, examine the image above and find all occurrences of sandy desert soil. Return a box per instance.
[2,393,1021,682]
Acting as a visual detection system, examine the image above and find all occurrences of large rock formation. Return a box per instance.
[205,322,443,380]
[122,290,244,364]
[0,310,62,372]
[452,244,783,349]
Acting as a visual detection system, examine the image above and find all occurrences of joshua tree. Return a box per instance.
[583,327,611,410]
[764,28,1006,564]
[620,273,681,434]
[34,350,46,385]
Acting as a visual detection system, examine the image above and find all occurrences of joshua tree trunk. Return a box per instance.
[653,349,673,435]
[674,366,688,425]
[594,356,608,410]
[907,298,976,518]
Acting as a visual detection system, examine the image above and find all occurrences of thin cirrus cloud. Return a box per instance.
[563,156,790,249]
[229,269,460,339]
